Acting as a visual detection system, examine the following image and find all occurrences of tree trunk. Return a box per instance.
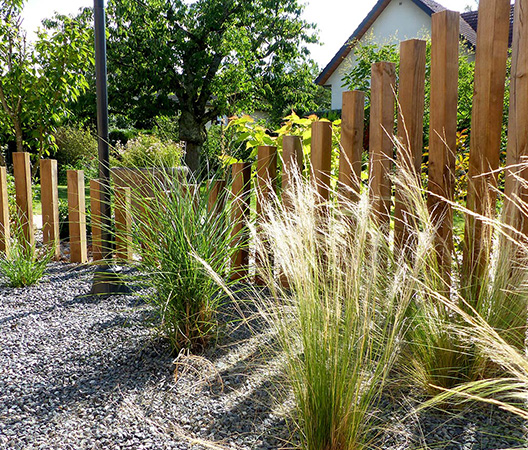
[14,117,23,153]
[178,109,207,176]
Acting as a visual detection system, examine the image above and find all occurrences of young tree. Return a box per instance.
[0,1,93,169]
[106,0,318,174]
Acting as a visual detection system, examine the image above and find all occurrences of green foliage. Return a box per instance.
[54,125,98,183]
[104,0,321,172]
[0,224,54,288]
[113,134,183,169]
[125,171,240,351]
[109,128,138,147]
[0,3,94,163]
[222,112,342,181]
[152,115,179,143]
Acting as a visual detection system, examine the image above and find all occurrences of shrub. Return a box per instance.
[54,125,98,183]
[109,128,138,147]
[124,169,239,352]
[113,134,183,169]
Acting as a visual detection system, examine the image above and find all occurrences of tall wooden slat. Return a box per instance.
[231,162,251,280]
[427,11,459,280]
[67,170,87,264]
[90,179,103,262]
[503,0,528,239]
[40,159,60,259]
[13,152,34,252]
[115,186,133,262]
[311,121,333,201]
[207,179,226,214]
[339,90,365,204]
[0,166,10,256]
[463,0,510,285]
[282,135,303,210]
[255,146,277,285]
[394,39,427,255]
[369,62,396,228]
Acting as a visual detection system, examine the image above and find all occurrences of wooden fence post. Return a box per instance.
[394,39,427,256]
[339,90,365,204]
[0,167,10,256]
[369,62,396,229]
[255,145,277,285]
[13,152,34,252]
[90,179,104,262]
[40,159,60,259]
[231,162,251,280]
[311,121,333,202]
[207,179,226,214]
[503,0,528,238]
[427,10,459,282]
[67,170,87,264]
[115,186,133,262]
[282,135,303,210]
[463,0,510,289]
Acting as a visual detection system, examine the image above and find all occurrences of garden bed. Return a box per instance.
[0,263,526,450]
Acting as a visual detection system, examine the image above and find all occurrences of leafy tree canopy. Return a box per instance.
[105,0,322,173]
[0,0,93,167]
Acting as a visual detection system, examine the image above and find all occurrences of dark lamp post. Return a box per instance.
[91,0,128,295]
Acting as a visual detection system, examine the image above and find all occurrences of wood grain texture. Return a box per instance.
[13,152,34,252]
[255,146,277,285]
[394,39,426,256]
[0,166,10,256]
[207,179,226,214]
[369,62,396,228]
[463,0,510,282]
[282,135,303,210]
[339,90,365,203]
[40,159,60,259]
[427,11,459,280]
[90,179,103,262]
[230,162,251,281]
[311,121,333,202]
[67,170,87,264]
[503,0,528,239]
[115,186,133,262]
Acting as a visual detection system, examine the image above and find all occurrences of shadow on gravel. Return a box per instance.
[3,329,174,425]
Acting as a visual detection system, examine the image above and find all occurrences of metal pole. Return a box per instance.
[91,0,128,295]
[94,0,111,259]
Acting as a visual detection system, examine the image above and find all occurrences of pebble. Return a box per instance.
[0,262,527,449]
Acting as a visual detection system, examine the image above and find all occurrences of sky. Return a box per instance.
[22,0,479,68]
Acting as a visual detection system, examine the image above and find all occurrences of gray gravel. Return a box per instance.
[1,262,527,449]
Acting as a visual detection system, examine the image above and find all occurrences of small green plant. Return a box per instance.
[0,228,54,288]
[125,168,240,352]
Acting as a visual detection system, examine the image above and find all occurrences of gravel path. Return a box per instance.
[1,262,527,449]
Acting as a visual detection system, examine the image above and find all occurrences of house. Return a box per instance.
[315,0,514,111]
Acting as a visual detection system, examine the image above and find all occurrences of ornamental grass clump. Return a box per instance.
[0,225,54,288]
[395,160,528,394]
[250,174,421,450]
[127,169,239,352]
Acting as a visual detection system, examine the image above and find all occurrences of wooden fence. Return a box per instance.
[0,0,526,297]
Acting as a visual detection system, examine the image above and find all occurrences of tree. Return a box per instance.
[0,0,93,168]
[105,0,318,174]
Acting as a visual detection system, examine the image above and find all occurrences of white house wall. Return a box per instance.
[327,0,432,110]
